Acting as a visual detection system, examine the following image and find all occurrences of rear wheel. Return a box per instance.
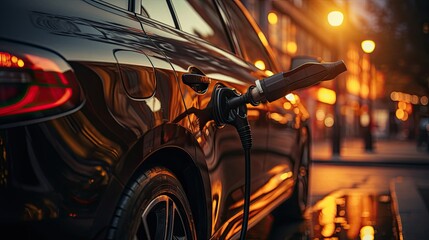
[293,141,310,218]
[108,167,196,240]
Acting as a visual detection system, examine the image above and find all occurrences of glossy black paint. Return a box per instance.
[0,0,309,239]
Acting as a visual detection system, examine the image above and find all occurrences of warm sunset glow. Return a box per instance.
[327,11,344,27]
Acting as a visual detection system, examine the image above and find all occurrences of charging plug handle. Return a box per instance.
[251,60,347,103]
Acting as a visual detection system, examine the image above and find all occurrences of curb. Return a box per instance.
[390,177,429,239]
[312,159,429,168]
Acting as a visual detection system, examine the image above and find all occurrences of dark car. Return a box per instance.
[0,0,311,239]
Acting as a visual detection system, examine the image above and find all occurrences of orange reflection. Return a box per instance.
[312,191,380,239]
[264,69,274,76]
[270,112,290,124]
[285,93,297,104]
[230,168,293,210]
[254,60,266,70]
[247,109,260,118]
[360,225,375,240]
[26,54,63,73]
[211,180,222,234]
[257,31,269,47]
[224,168,293,239]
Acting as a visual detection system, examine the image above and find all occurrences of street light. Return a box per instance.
[327,10,344,157]
[361,40,376,54]
[361,39,376,152]
[327,11,344,27]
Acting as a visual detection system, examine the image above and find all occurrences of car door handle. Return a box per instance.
[182,73,211,94]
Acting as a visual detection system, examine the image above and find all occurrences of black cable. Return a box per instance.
[240,147,251,240]
[210,86,253,240]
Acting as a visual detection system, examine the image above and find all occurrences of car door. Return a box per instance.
[136,0,269,236]
[219,0,300,234]
[223,1,308,224]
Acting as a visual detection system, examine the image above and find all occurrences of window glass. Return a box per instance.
[171,0,230,51]
[142,0,175,27]
[224,1,274,72]
[102,0,128,9]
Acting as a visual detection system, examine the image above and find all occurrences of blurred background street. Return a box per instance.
[239,0,429,155]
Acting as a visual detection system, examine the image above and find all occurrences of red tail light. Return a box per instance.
[0,41,83,127]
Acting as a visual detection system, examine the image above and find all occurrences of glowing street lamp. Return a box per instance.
[327,10,344,157]
[267,12,278,25]
[361,39,376,152]
[327,11,344,27]
[361,40,376,54]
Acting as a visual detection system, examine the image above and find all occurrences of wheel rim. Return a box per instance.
[138,195,189,240]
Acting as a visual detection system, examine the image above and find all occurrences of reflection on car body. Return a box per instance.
[0,0,310,239]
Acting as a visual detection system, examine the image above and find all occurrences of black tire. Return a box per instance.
[107,167,197,240]
[288,139,311,220]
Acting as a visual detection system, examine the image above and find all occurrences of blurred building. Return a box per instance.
[241,0,390,142]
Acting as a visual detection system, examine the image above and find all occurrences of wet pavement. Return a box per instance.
[311,137,429,165]
[248,137,429,239]
[309,191,394,240]
[248,191,395,240]
[312,137,429,240]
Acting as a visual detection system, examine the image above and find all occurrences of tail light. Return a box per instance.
[0,41,84,127]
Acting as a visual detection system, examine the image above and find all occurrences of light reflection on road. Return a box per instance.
[248,190,393,240]
[310,190,392,240]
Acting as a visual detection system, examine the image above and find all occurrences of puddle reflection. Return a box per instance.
[249,190,394,240]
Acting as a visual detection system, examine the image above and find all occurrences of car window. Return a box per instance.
[170,0,231,51]
[223,1,275,72]
[141,0,176,27]
[101,0,128,9]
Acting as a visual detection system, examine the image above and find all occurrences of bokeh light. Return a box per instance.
[327,11,344,27]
